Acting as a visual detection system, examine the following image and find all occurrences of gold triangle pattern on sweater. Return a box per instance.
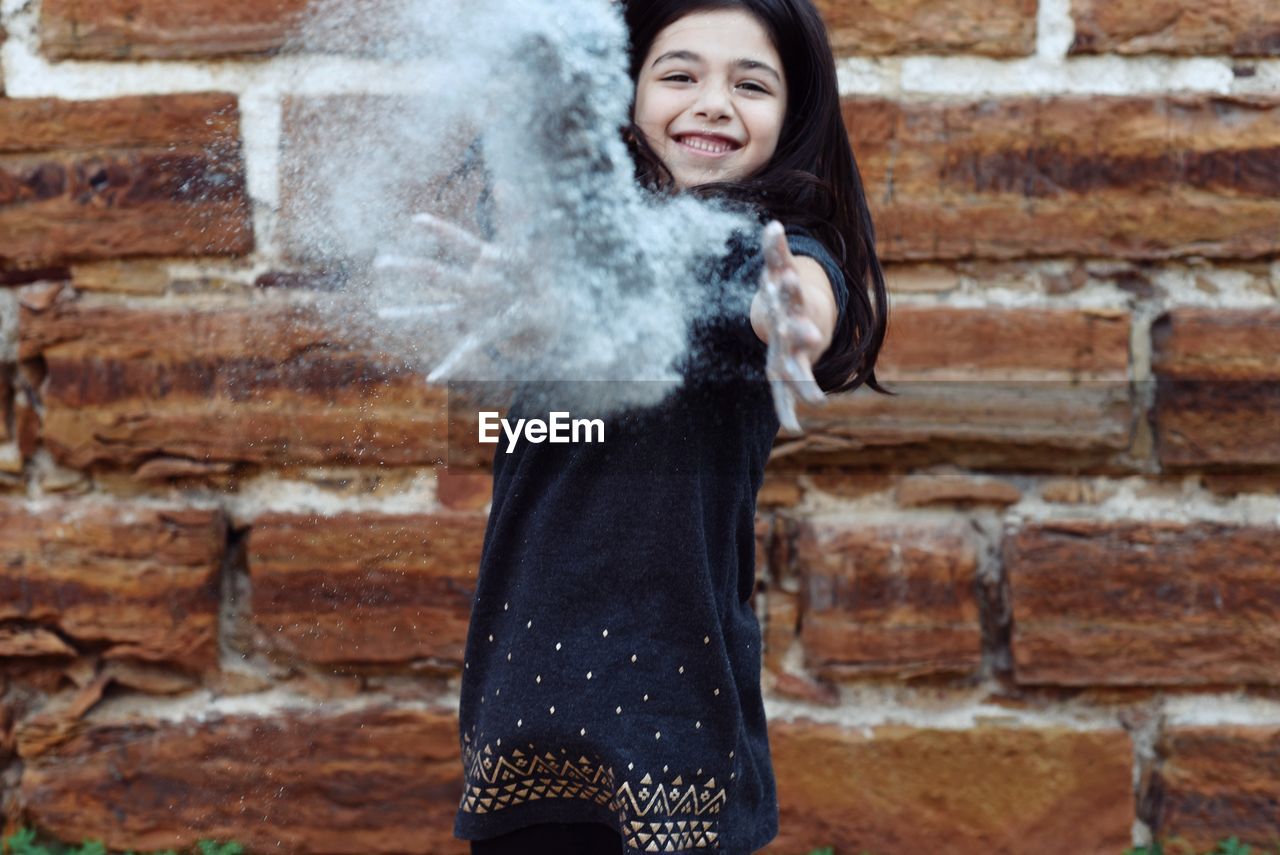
[460,734,726,850]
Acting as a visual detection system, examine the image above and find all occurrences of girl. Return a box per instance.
[453,0,890,852]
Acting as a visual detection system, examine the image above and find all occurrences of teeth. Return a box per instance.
[680,136,731,154]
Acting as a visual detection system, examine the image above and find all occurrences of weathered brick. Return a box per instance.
[279,95,487,262]
[0,94,252,265]
[39,0,310,60]
[37,0,406,60]
[783,306,1133,469]
[435,470,492,512]
[18,286,453,471]
[0,499,224,672]
[790,516,982,678]
[848,96,1280,261]
[763,588,798,674]
[1151,307,1280,468]
[18,705,465,854]
[247,511,485,669]
[895,472,1022,507]
[0,363,12,444]
[768,720,1134,854]
[817,0,1036,57]
[1007,520,1280,685]
[1072,0,1280,56]
[1154,726,1280,850]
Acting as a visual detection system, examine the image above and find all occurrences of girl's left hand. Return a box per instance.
[758,220,829,434]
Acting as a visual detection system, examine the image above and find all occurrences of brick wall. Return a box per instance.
[1,0,1278,852]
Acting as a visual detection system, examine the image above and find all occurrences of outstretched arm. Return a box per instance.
[749,221,838,434]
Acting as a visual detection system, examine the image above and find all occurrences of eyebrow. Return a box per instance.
[650,49,782,84]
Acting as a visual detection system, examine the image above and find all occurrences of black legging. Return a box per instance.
[470,821,624,854]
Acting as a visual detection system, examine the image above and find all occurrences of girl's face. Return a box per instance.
[632,8,788,189]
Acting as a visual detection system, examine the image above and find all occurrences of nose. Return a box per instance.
[692,81,732,123]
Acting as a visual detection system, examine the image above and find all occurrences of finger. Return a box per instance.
[761,220,789,275]
[776,337,828,407]
[766,357,803,434]
[785,315,824,354]
[411,211,489,263]
[777,365,826,412]
[778,270,804,312]
[372,252,485,293]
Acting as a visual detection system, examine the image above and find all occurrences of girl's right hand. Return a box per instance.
[757,220,829,435]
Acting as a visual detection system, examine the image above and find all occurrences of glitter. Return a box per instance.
[630,654,637,662]
[616,706,622,714]
[602,629,608,637]
[655,731,661,740]
[586,671,592,679]
[550,706,556,714]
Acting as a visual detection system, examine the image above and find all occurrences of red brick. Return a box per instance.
[37,0,403,60]
[0,364,12,444]
[848,95,1280,261]
[763,589,799,674]
[1151,307,1280,468]
[39,0,310,60]
[768,719,1135,854]
[247,511,485,668]
[791,516,983,678]
[279,96,487,262]
[817,0,1036,57]
[1155,726,1280,850]
[0,94,252,265]
[1007,520,1280,685]
[895,472,1022,507]
[0,499,224,672]
[1072,0,1280,56]
[18,705,465,854]
[782,306,1133,469]
[436,470,492,512]
[18,286,454,471]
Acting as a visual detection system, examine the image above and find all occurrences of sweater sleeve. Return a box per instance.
[785,227,849,333]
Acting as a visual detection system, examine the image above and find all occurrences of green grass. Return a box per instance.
[2,828,242,855]
[1124,837,1280,855]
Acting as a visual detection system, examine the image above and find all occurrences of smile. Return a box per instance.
[674,134,741,157]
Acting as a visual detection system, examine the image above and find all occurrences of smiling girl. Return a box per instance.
[453,1,890,852]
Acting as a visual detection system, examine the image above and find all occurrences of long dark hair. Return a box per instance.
[621,0,891,397]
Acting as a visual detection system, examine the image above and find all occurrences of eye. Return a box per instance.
[737,81,769,93]
[661,73,693,83]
